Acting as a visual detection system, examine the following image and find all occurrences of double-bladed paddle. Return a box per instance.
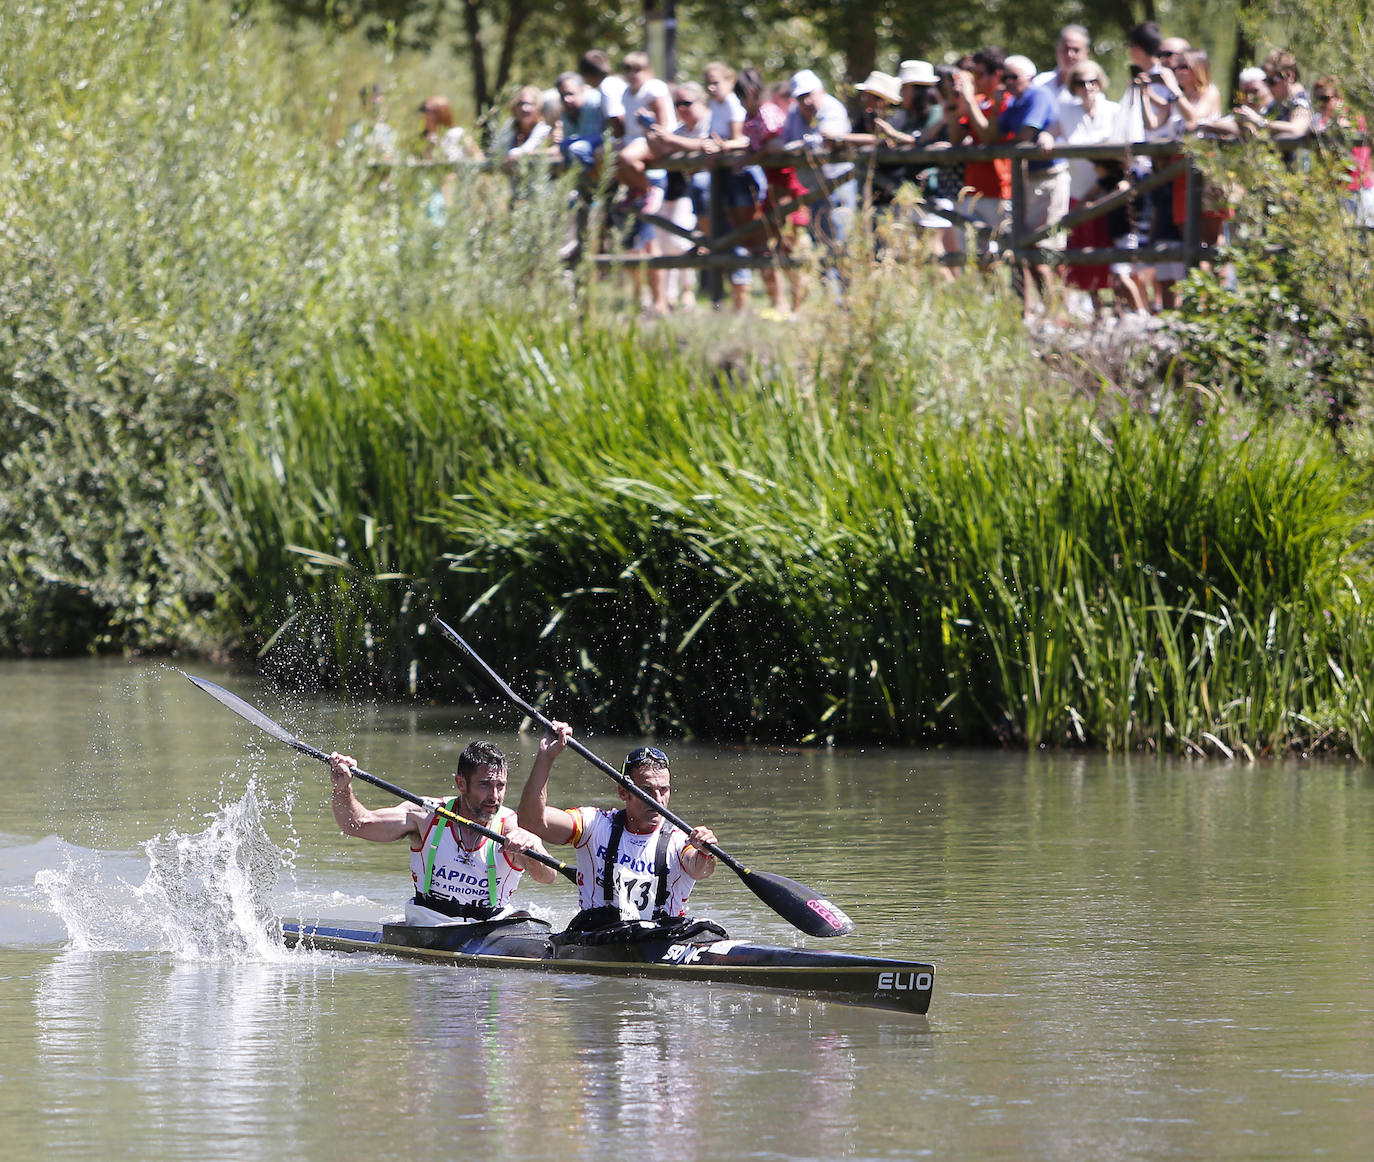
[430,617,856,938]
[182,671,578,884]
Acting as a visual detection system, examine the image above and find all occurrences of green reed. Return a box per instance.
[215,311,1374,754]
[0,0,575,654]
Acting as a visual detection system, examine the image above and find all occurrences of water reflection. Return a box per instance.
[389,967,933,1159]
[34,951,330,1158]
[30,942,931,1160]
[6,659,1374,1160]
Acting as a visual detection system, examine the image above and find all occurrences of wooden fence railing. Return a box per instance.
[369,137,1305,303]
[580,139,1226,302]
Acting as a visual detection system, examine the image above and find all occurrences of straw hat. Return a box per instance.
[897,59,939,86]
[855,70,902,105]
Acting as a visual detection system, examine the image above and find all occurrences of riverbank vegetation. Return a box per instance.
[4,0,1374,756]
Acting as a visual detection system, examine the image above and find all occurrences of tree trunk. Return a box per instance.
[463,0,490,114]
[494,0,532,97]
[840,3,878,84]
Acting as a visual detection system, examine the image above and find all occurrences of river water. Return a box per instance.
[1,657,1369,1159]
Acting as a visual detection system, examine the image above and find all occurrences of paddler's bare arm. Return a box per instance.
[681,826,719,881]
[498,824,560,884]
[328,752,426,842]
[517,721,578,845]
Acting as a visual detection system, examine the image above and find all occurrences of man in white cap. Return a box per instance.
[780,69,855,288]
[998,54,1069,317]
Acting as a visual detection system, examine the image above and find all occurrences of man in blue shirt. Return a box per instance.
[781,69,857,297]
[998,55,1069,319]
[556,72,605,170]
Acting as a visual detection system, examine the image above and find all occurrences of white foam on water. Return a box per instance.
[35,784,297,961]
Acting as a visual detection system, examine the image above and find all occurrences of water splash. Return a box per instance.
[36,785,293,960]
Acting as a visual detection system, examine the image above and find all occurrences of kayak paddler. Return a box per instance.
[518,721,717,932]
[328,740,559,922]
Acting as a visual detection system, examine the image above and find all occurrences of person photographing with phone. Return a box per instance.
[611,52,674,316]
[1112,23,1187,311]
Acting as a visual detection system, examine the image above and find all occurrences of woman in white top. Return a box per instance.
[1057,62,1119,203]
[417,95,482,219]
[703,61,748,146]
[702,61,761,310]
[498,85,555,169]
[417,95,481,164]
[648,83,714,311]
[1057,61,1145,315]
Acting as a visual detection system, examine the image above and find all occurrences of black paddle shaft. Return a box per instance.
[430,620,741,869]
[182,672,577,884]
[430,618,857,938]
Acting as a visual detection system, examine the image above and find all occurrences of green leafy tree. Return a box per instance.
[271,0,639,112]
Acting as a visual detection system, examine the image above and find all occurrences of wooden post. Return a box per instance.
[705,162,727,304]
[1183,154,1203,268]
[1010,157,1027,292]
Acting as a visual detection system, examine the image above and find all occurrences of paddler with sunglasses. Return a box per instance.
[519,722,718,933]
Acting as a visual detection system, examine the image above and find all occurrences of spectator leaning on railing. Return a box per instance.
[647,82,713,311]
[1056,60,1138,315]
[735,66,806,316]
[556,72,605,172]
[950,47,1013,258]
[782,69,856,288]
[997,54,1070,317]
[700,61,762,311]
[839,71,905,211]
[1311,76,1374,226]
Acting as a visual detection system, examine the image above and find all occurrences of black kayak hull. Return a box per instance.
[281,918,934,1015]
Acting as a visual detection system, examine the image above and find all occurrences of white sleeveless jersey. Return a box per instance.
[409,804,525,907]
[565,806,696,917]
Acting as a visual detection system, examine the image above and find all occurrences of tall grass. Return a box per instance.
[0,0,574,654]
[213,314,1374,754]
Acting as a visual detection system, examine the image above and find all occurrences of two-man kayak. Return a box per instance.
[282,913,935,1016]
[182,667,936,1016]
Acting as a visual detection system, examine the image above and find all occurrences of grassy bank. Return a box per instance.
[5,0,1374,757]
[0,0,569,654]
[213,316,1374,756]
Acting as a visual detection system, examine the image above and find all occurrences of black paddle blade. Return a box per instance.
[183,672,325,762]
[739,868,856,938]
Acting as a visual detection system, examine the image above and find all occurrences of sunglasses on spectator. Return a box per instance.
[1314,91,1335,102]
[674,97,694,106]
[624,746,669,769]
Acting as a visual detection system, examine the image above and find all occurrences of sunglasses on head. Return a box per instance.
[624,746,668,768]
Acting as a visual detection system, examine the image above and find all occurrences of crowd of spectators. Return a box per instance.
[347,26,1372,326]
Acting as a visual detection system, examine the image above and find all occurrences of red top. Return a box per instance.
[963,92,1013,200]
[745,101,808,201]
